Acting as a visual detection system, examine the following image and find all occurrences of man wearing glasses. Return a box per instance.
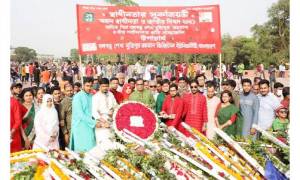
[179,80,208,137]
[149,80,159,102]
[129,78,155,109]
[160,84,184,131]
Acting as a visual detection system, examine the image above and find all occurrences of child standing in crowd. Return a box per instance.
[272,106,289,144]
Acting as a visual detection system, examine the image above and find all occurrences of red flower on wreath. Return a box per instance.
[114,102,158,140]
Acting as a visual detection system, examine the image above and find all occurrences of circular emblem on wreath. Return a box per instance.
[113,101,159,143]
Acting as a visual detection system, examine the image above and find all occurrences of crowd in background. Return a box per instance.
[10,59,290,154]
[10,59,288,88]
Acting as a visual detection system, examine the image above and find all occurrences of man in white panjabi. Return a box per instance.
[96,63,102,79]
[89,78,120,159]
[144,61,153,81]
[33,94,59,150]
[134,60,143,79]
[205,82,220,140]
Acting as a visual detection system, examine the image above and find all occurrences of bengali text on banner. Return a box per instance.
[76,5,221,55]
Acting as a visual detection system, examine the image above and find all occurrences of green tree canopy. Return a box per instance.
[14,47,37,63]
[70,48,79,61]
[251,0,289,65]
[105,0,138,6]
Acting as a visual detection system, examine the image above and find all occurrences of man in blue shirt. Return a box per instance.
[257,80,281,131]
[240,79,260,136]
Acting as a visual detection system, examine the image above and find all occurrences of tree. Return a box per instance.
[70,48,79,61]
[221,34,237,65]
[69,48,89,63]
[10,54,17,62]
[62,57,70,61]
[232,36,260,68]
[267,0,289,53]
[105,0,138,6]
[251,0,289,65]
[14,47,37,63]
[220,35,262,69]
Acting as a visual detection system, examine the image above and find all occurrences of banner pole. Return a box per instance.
[219,53,222,92]
[79,55,83,85]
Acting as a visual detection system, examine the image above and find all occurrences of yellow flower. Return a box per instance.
[195,141,242,179]
[101,160,125,178]
[119,158,148,179]
[50,161,70,180]
[10,155,37,164]
[34,165,48,180]
[11,149,45,157]
[191,127,253,177]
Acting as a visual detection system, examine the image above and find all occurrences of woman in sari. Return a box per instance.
[215,90,243,137]
[20,88,36,150]
[33,94,59,149]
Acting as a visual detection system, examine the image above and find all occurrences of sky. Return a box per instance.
[11,0,278,57]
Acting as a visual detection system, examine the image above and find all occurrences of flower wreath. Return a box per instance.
[113,101,159,143]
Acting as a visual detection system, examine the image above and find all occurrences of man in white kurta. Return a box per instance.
[205,82,220,140]
[135,61,143,79]
[96,64,102,79]
[89,78,119,159]
[144,63,153,81]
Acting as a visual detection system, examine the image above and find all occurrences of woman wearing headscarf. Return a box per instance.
[33,94,59,149]
[122,83,133,101]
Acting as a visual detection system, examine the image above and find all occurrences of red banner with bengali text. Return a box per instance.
[76,5,221,55]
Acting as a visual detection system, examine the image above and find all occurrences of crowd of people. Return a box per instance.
[10,59,288,89]
[10,59,290,157]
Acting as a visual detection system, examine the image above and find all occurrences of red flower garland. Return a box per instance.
[113,101,158,141]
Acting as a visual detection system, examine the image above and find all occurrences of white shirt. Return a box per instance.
[151,91,159,102]
[206,96,220,140]
[279,64,286,72]
[96,65,102,76]
[106,65,112,76]
[25,66,29,73]
[92,91,117,120]
[117,85,123,93]
[135,62,143,74]
[202,65,206,72]
[257,93,281,130]
[91,91,118,155]
[81,66,86,77]
[127,65,134,77]
[144,64,152,81]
